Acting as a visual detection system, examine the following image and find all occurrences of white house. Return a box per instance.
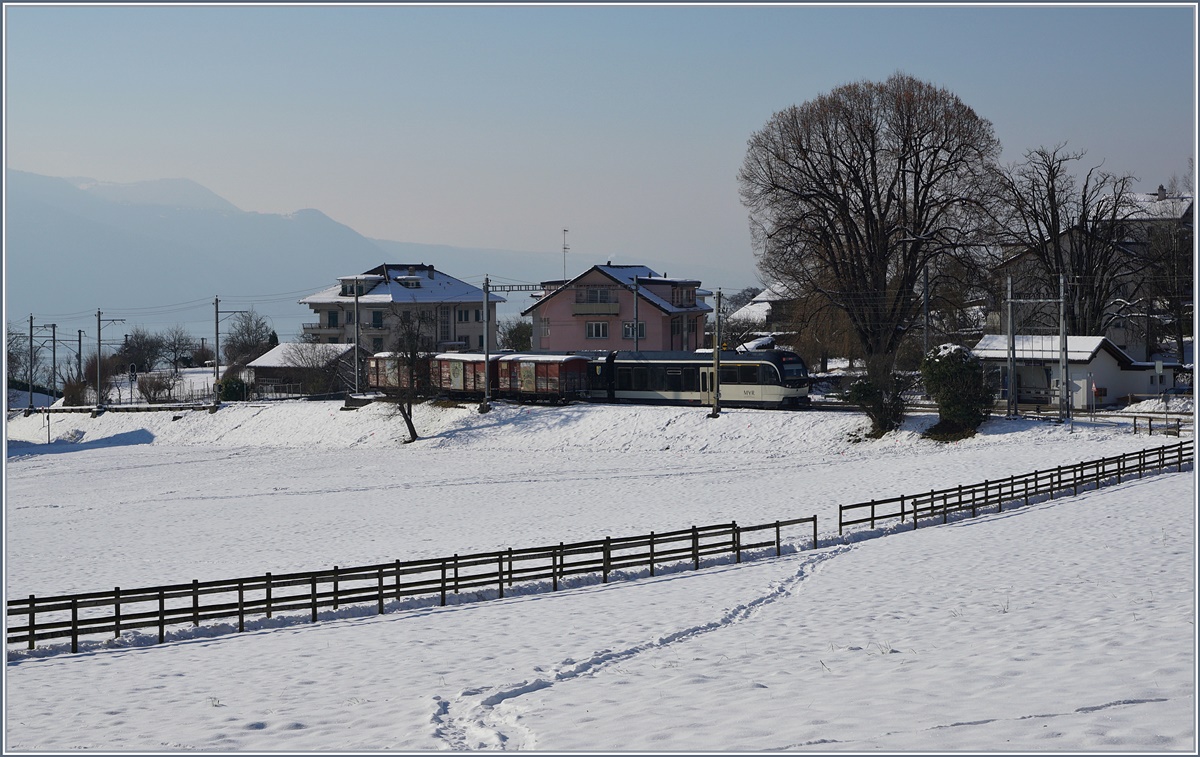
[299,264,506,353]
[973,334,1178,410]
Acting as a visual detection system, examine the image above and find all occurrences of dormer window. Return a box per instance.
[397,276,423,289]
[339,282,367,297]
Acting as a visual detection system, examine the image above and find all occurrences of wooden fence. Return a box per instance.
[839,441,1192,535]
[7,517,818,653]
[9,441,1191,656]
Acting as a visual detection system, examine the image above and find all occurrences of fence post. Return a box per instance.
[692,526,700,570]
[775,522,782,556]
[158,590,165,644]
[603,537,611,583]
[238,580,245,633]
[454,554,460,594]
[811,517,817,551]
[1149,418,1153,436]
[650,532,656,576]
[377,568,385,614]
[333,566,340,610]
[114,587,121,639]
[265,573,273,619]
[839,506,844,536]
[556,544,563,585]
[733,521,741,564]
[498,554,505,599]
[900,494,905,522]
[552,547,559,591]
[508,548,514,588]
[28,595,35,650]
[71,598,79,654]
[395,559,402,600]
[1139,450,1145,479]
[310,575,318,623]
[1072,464,1078,496]
[441,560,448,605]
[1054,467,1061,498]
[870,500,876,529]
[192,579,199,626]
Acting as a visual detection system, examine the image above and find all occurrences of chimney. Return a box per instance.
[427,265,434,279]
[407,266,415,276]
[1157,184,1167,201]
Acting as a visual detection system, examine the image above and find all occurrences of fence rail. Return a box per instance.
[839,441,1192,534]
[7,517,818,653]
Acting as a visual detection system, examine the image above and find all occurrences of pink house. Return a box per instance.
[522,263,712,353]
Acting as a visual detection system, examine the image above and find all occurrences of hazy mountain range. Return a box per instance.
[4,169,561,337]
[5,170,752,340]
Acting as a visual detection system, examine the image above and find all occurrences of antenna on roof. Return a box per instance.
[562,228,569,281]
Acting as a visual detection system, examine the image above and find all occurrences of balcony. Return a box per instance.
[572,302,620,316]
[302,323,343,336]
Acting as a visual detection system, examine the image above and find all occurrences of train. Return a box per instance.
[367,349,810,410]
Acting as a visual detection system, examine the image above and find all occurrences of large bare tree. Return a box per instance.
[739,73,1000,433]
[993,144,1140,337]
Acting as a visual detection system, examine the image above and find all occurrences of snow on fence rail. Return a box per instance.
[6,517,818,654]
[839,440,1192,534]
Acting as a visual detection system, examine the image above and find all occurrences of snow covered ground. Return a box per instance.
[3,400,1196,751]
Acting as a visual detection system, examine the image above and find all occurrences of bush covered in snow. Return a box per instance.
[920,344,994,439]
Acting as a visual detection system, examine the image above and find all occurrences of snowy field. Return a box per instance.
[3,400,1196,751]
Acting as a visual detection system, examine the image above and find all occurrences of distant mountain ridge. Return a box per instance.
[4,170,558,336]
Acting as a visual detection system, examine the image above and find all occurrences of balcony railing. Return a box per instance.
[572,302,621,316]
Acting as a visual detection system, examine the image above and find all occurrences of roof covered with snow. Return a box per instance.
[521,263,712,317]
[973,334,1132,365]
[300,264,506,307]
[247,342,359,368]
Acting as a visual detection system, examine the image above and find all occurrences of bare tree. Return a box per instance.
[223,310,275,367]
[739,73,1000,434]
[1136,170,1193,362]
[115,327,166,374]
[993,144,1141,337]
[382,309,438,443]
[281,342,354,395]
[160,325,195,372]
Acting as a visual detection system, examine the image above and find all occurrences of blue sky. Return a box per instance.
[5,3,1196,306]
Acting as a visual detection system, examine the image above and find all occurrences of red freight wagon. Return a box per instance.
[496,354,590,403]
[430,353,501,398]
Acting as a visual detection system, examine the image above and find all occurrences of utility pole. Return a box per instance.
[562,229,569,282]
[1005,281,1061,421]
[922,264,930,358]
[214,296,248,398]
[1059,275,1069,425]
[354,278,361,394]
[633,276,640,352]
[77,330,84,379]
[28,314,34,408]
[1006,276,1016,418]
[479,275,491,413]
[709,289,722,419]
[96,310,125,408]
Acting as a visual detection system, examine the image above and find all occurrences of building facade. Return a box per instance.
[300,264,505,354]
[522,263,712,353]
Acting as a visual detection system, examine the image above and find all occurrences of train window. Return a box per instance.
[665,368,682,392]
[617,367,633,391]
[719,366,739,384]
[632,367,649,390]
[681,367,698,391]
[760,364,781,384]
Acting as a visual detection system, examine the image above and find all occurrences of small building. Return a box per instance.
[299,264,506,353]
[246,342,370,396]
[522,263,712,353]
[972,334,1178,410]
